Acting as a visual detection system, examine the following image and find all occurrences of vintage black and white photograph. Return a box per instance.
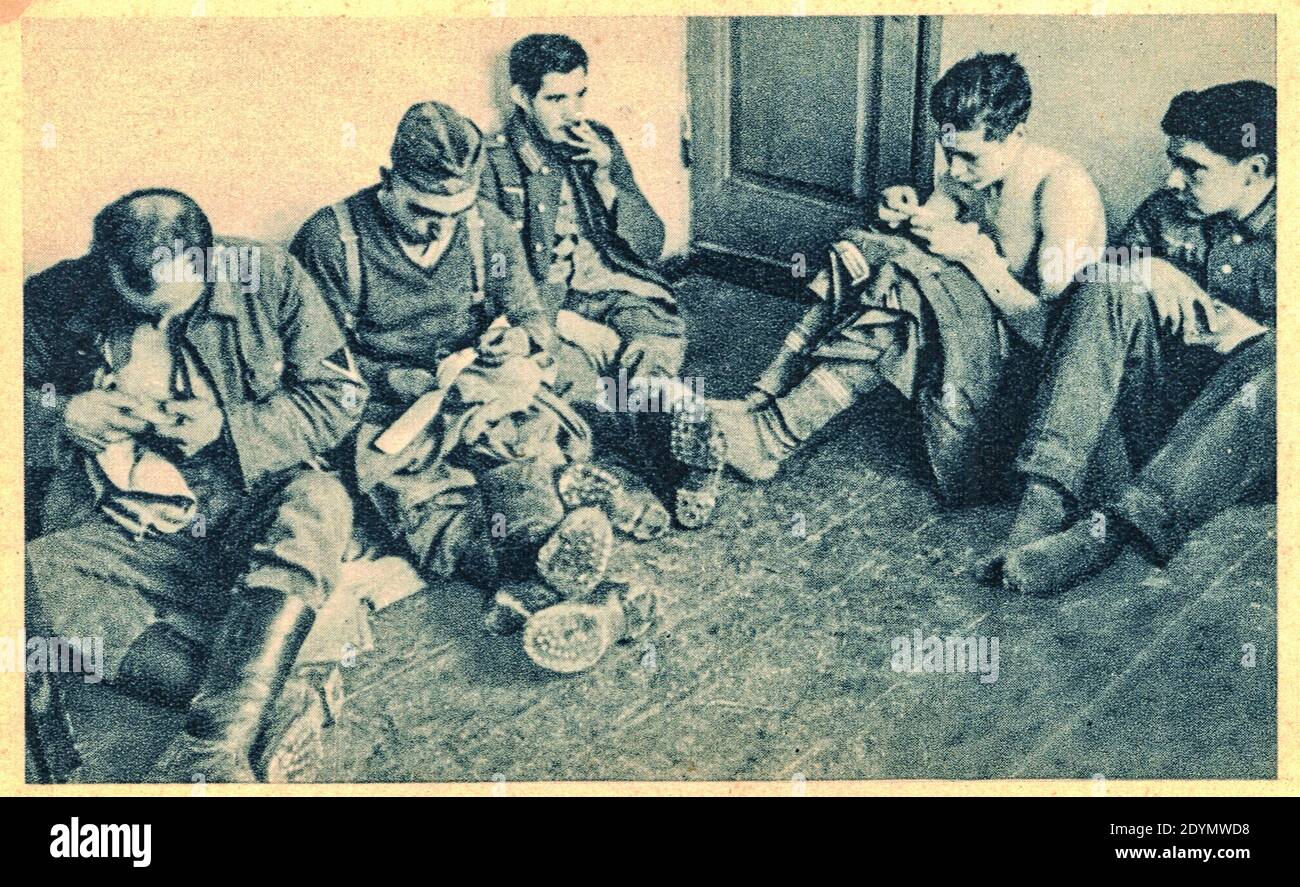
[17,7,1277,788]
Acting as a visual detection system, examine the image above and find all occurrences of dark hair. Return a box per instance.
[508,34,588,98]
[1161,80,1276,174]
[930,52,1032,141]
[91,188,213,292]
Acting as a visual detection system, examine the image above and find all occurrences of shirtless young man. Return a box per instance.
[712,52,1107,502]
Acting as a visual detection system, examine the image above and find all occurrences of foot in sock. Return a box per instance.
[709,399,785,482]
[979,480,1071,583]
[1001,516,1124,596]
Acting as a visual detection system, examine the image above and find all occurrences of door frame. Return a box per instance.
[684,15,943,293]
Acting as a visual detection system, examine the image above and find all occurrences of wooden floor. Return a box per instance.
[62,274,1277,783]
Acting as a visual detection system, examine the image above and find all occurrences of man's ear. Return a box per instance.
[510,84,532,113]
[1241,152,1271,183]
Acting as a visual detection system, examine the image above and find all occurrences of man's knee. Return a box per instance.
[26,529,156,682]
[555,309,622,372]
[278,471,354,549]
[1072,275,1134,313]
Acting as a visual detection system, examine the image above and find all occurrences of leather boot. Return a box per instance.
[152,587,315,783]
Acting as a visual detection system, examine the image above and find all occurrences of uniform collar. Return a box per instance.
[1237,185,1276,238]
[505,112,553,175]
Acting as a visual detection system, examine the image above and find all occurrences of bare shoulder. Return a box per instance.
[1033,144,1101,199]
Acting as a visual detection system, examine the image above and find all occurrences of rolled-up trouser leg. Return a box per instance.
[1111,332,1276,564]
[1016,278,1168,500]
[752,301,835,400]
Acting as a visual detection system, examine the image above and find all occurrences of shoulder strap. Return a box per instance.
[465,204,486,308]
[330,200,363,332]
[485,141,527,219]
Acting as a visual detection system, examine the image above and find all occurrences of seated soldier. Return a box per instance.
[481,33,725,530]
[996,81,1276,595]
[24,189,366,783]
[710,53,1107,504]
[292,101,664,636]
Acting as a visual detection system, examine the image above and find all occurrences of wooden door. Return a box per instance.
[687,15,941,291]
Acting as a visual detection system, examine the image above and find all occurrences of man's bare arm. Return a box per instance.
[954,166,1106,347]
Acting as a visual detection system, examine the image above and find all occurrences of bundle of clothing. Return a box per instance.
[353,321,666,673]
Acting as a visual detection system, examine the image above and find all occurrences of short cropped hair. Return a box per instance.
[930,52,1032,142]
[91,188,213,292]
[1161,80,1276,174]
[508,34,588,98]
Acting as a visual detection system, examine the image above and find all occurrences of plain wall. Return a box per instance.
[22,16,689,276]
[939,14,1276,235]
[22,15,1277,275]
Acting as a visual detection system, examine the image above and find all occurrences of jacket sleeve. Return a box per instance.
[289,208,352,330]
[290,207,395,399]
[23,262,88,469]
[481,202,556,354]
[601,127,666,265]
[222,248,368,485]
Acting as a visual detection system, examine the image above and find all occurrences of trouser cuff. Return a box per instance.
[1015,448,1089,501]
[1111,483,1182,565]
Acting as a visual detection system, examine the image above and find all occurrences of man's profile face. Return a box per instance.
[516,66,588,146]
[1165,136,1257,219]
[941,124,1023,190]
[380,170,459,244]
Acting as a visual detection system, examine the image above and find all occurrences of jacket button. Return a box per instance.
[1232,233,1244,245]
[1221,264,1233,275]
[513,220,524,231]
[534,242,544,252]
[538,203,547,212]
[541,166,550,175]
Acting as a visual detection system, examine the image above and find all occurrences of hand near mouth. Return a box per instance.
[559,120,612,172]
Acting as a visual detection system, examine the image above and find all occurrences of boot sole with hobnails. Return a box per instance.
[535,507,614,599]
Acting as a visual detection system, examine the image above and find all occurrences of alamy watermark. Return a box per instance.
[1040,241,1152,292]
[890,628,999,684]
[595,368,708,422]
[151,240,261,294]
[1,634,104,683]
